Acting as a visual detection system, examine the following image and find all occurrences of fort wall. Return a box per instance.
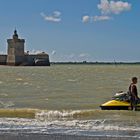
[0,55,7,65]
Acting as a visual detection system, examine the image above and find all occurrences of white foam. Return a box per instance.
[67,79,78,82]
[16,78,23,81]
[0,110,140,136]
[0,93,8,97]
[0,101,15,108]
[23,82,29,85]
[0,118,140,132]
[35,110,84,120]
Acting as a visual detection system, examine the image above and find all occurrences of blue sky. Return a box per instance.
[0,0,140,62]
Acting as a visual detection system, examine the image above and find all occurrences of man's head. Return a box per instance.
[132,77,138,84]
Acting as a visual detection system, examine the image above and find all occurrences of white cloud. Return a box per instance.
[96,0,131,22]
[94,15,112,21]
[98,0,131,15]
[69,54,75,59]
[82,0,131,23]
[82,15,112,23]
[82,15,90,23]
[53,11,61,17]
[51,50,56,56]
[0,51,5,54]
[79,53,89,58]
[50,53,91,62]
[40,11,61,23]
[27,49,45,54]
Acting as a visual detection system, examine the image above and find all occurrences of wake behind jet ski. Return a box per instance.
[100,91,140,111]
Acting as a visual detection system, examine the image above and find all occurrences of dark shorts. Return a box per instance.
[130,96,138,106]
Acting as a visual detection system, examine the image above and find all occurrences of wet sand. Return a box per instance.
[0,134,139,140]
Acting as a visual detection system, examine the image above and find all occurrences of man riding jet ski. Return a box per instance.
[100,77,140,111]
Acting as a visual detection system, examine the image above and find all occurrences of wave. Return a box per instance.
[0,109,38,118]
[35,109,140,121]
[0,109,140,120]
[0,109,140,137]
[0,101,15,108]
[0,117,140,134]
[0,93,8,97]
[0,109,104,119]
[35,110,101,120]
[67,79,78,82]
[35,110,140,131]
[0,109,96,119]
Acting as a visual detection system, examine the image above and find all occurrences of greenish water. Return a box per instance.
[0,64,139,110]
[1,64,140,139]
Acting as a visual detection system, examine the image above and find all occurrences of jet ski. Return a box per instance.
[100,91,140,110]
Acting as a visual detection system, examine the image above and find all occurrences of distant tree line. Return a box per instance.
[50,61,140,65]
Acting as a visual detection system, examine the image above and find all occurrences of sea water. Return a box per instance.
[0,64,140,139]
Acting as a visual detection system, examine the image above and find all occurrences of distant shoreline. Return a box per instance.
[51,62,140,65]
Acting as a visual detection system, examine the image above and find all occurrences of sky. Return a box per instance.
[0,0,140,62]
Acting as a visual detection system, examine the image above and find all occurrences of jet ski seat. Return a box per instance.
[112,91,130,102]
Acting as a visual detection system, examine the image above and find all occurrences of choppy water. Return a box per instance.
[1,64,140,139]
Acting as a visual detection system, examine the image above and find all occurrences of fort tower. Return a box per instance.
[7,30,25,65]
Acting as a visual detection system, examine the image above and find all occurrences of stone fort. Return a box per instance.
[0,30,50,66]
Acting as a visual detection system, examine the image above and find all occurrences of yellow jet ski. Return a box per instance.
[100,92,140,110]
